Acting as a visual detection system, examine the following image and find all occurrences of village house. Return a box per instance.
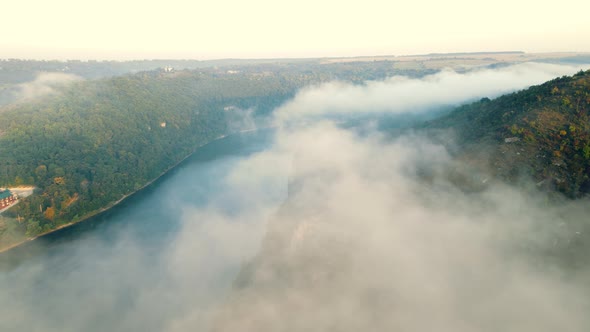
[0,189,18,210]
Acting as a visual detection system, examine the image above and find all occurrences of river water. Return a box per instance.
[0,130,286,332]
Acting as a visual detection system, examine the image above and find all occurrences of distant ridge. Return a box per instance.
[422,51,525,56]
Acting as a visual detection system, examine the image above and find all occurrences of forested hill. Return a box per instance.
[0,69,309,243]
[0,61,436,247]
[424,69,590,198]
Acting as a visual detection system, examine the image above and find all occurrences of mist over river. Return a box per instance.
[0,130,287,332]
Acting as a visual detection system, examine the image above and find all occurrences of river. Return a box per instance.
[0,129,287,332]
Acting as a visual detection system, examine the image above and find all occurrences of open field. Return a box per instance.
[320,51,590,70]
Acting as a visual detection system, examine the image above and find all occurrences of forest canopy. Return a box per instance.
[0,63,427,246]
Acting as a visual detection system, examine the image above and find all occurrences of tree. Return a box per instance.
[25,221,42,237]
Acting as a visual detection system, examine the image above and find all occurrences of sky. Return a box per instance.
[2,0,590,60]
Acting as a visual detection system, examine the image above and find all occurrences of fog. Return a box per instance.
[14,72,82,101]
[275,62,589,123]
[1,64,589,331]
[208,123,590,331]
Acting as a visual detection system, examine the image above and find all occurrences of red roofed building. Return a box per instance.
[0,190,17,210]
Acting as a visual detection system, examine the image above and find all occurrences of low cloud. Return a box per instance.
[274,62,589,123]
[207,123,590,332]
[223,105,258,132]
[14,72,82,101]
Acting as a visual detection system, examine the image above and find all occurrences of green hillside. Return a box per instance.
[424,69,590,198]
[0,60,440,248]
[0,69,307,245]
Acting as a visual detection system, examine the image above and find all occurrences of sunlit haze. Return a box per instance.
[2,0,590,60]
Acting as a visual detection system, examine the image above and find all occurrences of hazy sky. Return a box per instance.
[2,0,590,60]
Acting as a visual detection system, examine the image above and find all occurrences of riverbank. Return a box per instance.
[0,127,270,254]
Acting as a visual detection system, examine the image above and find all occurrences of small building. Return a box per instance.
[0,190,17,210]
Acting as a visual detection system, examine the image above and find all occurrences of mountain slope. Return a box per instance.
[423,69,590,197]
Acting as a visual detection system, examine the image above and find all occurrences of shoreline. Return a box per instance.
[0,127,270,254]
